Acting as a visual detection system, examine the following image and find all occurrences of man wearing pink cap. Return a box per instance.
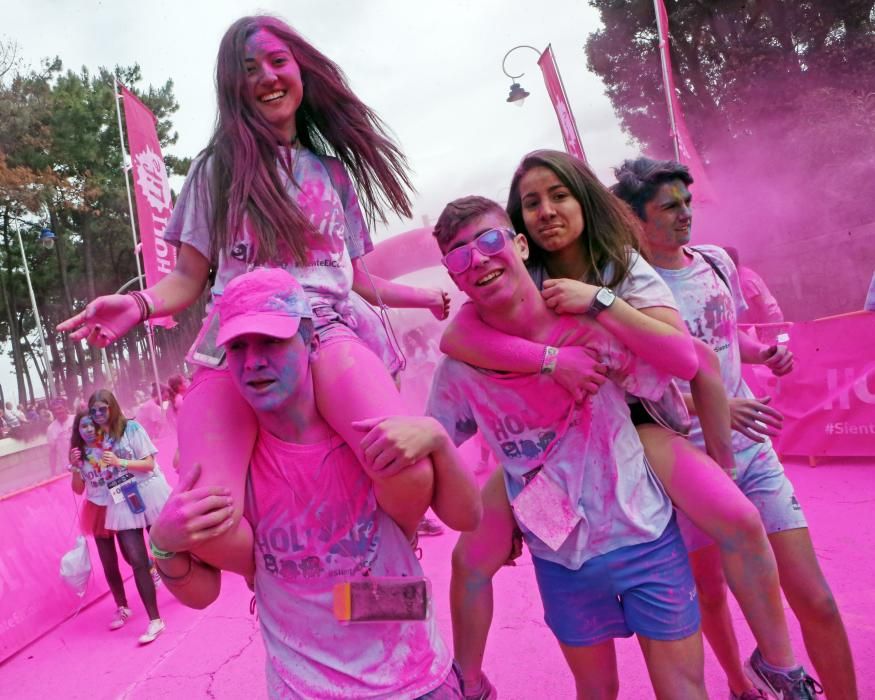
[149,267,479,699]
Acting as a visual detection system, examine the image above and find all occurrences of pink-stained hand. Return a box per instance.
[69,447,82,465]
[761,344,794,376]
[429,289,452,321]
[149,463,235,554]
[352,415,444,477]
[552,346,608,404]
[56,294,142,348]
[541,278,599,315]
[730,395,784,442]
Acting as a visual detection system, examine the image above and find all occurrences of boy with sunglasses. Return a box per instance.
[427,196,707,699]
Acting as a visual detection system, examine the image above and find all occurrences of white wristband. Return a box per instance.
[540,346,559,375]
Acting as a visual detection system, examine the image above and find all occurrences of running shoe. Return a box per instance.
[745,648,824,699]
[108,606,132,631]
[138,618,166,645]
[729,687,767,700]
[417,517,445,537]
[462,672,498,700]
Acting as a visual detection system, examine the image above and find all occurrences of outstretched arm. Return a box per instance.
[352,260,450,320]
[57,243,210,346]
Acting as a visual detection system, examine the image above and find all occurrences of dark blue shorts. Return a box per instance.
[532,517,700,647]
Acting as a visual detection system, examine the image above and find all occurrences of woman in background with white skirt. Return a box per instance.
[88,388,171,645]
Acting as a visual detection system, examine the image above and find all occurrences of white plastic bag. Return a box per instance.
[60,535,92,597]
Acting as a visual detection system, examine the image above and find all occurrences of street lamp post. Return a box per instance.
[501,45,542,106]
[13,223,57,398]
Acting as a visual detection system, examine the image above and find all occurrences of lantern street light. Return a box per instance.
[14,223,56,398]
[501,45,542,107]
[39,227,57,250]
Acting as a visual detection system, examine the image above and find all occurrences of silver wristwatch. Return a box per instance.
[586,287,616,318]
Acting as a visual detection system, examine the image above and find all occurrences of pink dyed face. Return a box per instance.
[443,211,529,309]
[641,179,693,252]
[226,332,311,414]
[78,416,97,445]
[518,166,585,254]
[244,29,303,141]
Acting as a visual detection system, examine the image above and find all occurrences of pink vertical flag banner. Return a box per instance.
[653,0,717,203]
[537,45,587,163]
[119,84,177,328]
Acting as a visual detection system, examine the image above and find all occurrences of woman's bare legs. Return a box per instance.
[688,544,752,694]
[177,370,258,576]
[116,528,160,620]
[450,467,516,692]
[312,339,434,536]
[638,425,796,685]
[94,535,127,608]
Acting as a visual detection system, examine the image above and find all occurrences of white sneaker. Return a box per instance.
[108,606,132,631]
[138,618,166,645]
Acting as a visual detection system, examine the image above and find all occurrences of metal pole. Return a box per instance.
[99,275,144,391]
[654,0,681,161]
[113,76,164,415]
[14,224,56,398]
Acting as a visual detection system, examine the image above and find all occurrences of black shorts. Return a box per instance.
[629,401,656,427]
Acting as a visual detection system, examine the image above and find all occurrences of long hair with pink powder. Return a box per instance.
[507,149,642,288]
[196,14,414,266]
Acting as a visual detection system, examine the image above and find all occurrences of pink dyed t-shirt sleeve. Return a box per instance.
[164,155,213,262]
[320,157,373,259]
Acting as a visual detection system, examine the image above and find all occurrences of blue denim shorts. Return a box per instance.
[532,516,700,646]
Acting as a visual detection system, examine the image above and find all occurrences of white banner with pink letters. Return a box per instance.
[743,312,875,457]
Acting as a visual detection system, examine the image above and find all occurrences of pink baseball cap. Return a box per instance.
[216,267,313,346]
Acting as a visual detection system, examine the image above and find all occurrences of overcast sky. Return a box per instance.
[2,0,643,403]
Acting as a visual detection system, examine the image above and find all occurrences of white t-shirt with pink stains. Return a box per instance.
[654,245,760,452]
[427,315,674,570]
[245,429,451,699]
[165,147,373,314]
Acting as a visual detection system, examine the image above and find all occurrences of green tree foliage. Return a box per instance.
[585,1,875,234]
[0,46,198,404]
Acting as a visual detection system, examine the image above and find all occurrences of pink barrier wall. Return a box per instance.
[0,433,179,663]
[0,477,110,663]
[743,312,875,457]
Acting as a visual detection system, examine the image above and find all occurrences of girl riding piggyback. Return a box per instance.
[59,15,450,575]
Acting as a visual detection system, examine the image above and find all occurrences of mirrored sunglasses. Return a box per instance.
[441,227,514,274]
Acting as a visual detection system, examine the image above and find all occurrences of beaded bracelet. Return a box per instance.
[127,290,154,323]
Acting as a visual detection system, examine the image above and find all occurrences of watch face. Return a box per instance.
[596,287,615,306]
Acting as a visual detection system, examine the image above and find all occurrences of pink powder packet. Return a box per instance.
[511,469,582,551]
[333,576,430,623]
